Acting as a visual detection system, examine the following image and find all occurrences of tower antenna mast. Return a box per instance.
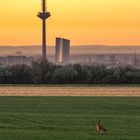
[38,0,51,61]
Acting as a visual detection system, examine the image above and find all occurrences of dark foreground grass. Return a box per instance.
[0,97,139,140]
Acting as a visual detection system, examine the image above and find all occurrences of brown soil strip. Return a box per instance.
[0,87,139,96]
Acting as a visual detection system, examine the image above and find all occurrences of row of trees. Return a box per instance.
[0,60,140,84]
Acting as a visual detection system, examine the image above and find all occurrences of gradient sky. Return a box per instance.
[0,0,140,46]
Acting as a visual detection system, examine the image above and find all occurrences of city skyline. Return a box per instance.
[0,0,140,46]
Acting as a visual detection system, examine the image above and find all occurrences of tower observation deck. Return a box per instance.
[37,0,51,61]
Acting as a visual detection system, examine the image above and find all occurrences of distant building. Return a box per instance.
[109,55,116,66]
[55,38,70,64]
[69,53,140,67]
[0,56,34,65]
[96,55,106,65]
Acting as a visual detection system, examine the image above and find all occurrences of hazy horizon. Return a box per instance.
[0,45,140,56]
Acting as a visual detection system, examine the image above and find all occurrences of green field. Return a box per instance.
[0,97,139,140]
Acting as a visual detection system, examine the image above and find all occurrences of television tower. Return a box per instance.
[37,0,51,61]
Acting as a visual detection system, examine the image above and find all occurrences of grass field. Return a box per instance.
[0,97,139,140]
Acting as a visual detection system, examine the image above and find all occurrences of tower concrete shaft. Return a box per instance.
[37,0,51,61]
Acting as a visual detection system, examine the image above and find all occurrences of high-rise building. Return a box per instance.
[55,38,70,64]
[37,0,51,61]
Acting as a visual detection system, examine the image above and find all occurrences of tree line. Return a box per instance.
[0,60,140,84]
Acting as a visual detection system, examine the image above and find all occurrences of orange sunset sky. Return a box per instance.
[0,0,140,46]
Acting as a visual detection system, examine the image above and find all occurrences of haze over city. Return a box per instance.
[0,0,140,46]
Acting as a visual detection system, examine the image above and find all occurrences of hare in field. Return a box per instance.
[96,120,107,134]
